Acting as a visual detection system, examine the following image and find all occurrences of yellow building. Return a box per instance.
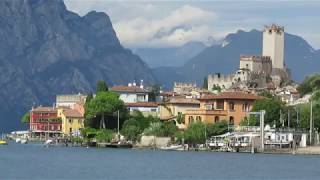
[58,108,84,136]
[185,92,262,127]
[159,97,200,129]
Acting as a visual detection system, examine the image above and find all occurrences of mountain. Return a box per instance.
[133,41,207,68]
[154,30,320,89]
[0,0,155,132]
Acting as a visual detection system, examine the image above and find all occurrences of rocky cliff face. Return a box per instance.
[0,0,155,131]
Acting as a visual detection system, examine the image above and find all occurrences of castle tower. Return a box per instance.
[262,24,285,69]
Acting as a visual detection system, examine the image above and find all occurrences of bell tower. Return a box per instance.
[262,24,285,69]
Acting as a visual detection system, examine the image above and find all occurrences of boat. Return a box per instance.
[160,144,184,151]
[104,143,133,149]
[0,140,8,145]
[44,139,54,147]
[20,139,28,144]
[15,138,21,143]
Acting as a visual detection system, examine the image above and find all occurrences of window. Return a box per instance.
[196,116,201,122]
[214,116,219,123]
[205,104,213,110]
[188,116,194,124]
[69,119,72,123]
[69,128,72,133]
[229,102,235,111]
[216,100,224,110]
[242,102,249,112]
[229,116,234,125]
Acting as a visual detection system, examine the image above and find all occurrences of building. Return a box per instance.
[173,82,197,94]
[56,93,87,108]
[262,24,285,69]
[239,55,272,74]
[159,97,200,129]
[111,83,150,103]
[184,92,262,127]
[29,106,62,138]
[57,108,84,136]
[207,24,290,91]
[125,102,159,117]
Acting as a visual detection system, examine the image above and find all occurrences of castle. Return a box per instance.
[208,24,290,91]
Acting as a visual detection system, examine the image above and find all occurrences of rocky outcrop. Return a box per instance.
[0,0,155,131]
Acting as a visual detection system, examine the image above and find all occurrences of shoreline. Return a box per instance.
[5,138,320,155]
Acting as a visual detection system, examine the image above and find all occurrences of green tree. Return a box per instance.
[206,120,228,137]
[143,121,178,137]
[212,85,221,92]
[80,128,97,142]
[258,90,274,98]
[240,117,259,126]
[121,118,141,142]
[85,91,127,129]
[176,112,185,124]
[203,77,208,89]
[184,122,206,144]
[96,129,114,142]
[96,80,108,93]
[85,93,93,104]
[21,112,30,123]
[297,74,320,96]
[251,97,285,126]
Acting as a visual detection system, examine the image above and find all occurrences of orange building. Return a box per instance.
[184,92,262,127]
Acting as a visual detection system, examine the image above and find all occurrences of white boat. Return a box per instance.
[160,144,184,151]
[15,138,21,143]
[20,139,28,144]
[44,139,53,147]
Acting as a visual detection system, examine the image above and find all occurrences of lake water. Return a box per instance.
[1,142,320,180]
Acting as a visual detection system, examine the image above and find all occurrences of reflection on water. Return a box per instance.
[1,142,320,180]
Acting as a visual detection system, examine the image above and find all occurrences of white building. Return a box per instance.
[56,93,87,108]
[125,102,159,117]
[262,24,285,69]
[111,84,150,103]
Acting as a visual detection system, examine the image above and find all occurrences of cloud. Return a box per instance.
[65,1,320,49]
[113,5,218,48]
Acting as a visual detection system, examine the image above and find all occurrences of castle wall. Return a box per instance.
[208,74,234,90]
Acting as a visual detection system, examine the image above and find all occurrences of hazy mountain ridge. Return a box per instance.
[0,0,155,132]
[154,30,320,89]
[133,41,207,68]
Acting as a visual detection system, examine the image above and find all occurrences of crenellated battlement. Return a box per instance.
[208,73,234,82]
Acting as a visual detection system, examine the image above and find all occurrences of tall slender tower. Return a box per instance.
[262,24,285,69]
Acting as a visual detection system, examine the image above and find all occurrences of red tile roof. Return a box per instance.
[32,107,56,112]
[125,102,159,107]
[199,92,262,100]
[111,85,149,93]
[62,109,83,118]
[167,97,200,105]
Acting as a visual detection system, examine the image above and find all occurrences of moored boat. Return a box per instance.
[0,140,8,145]
[20,139,28,144]
[160,144,184,151]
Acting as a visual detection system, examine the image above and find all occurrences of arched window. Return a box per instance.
[196,116,202,122]
[229,116,234,125]
[214,116,219,123]
[188,116,194,124]
[229,102,235,111]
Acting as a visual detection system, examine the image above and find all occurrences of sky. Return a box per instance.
[64,0,320,49]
